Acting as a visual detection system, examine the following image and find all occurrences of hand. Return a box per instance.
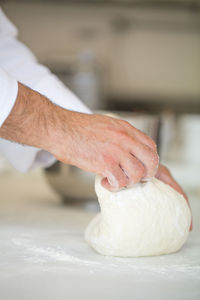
[50,111,159,191]
[155,164,192,231]
[0,82,158,191]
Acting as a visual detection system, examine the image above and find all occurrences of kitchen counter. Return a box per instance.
[0,170,200,300]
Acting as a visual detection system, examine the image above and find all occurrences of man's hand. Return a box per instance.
[156,164,192,231]
[0,82,159,191]
[50,112,159,191]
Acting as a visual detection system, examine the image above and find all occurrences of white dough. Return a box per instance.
[85,177,191,257]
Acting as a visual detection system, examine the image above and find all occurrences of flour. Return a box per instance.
[12,238,101,266]
[11,236,200,281]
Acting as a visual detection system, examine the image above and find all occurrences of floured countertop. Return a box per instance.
[0,170,200,300]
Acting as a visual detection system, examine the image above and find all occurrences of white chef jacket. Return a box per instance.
[0,8,91,172]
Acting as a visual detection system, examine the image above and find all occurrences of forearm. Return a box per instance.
[0,82,62,152]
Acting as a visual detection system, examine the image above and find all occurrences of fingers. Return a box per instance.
[101,153,129,191]
[156,165,188,199]
[119,153,146,187]
[122,137,159,179]
[100,129,159,191]
[96,117,159,191]
[101,143,152,191]
[116,121,159,178]
[101,164,129,192]
[121,120,157,152]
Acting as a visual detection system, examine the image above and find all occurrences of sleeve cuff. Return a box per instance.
[0,137,56,173]
[0,68,18,127]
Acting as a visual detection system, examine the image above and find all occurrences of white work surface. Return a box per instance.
[0,171,200,300]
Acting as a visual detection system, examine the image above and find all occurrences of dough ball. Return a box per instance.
[85,177,191,257]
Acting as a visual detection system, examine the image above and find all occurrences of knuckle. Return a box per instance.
[134,165,146,180]
[118,176,128,188]
[116,130,129,140]
[101,153,115,166]
[152,152,159,167]
[128,159,146,183]
[149,139,157,150]
[148,152,159,174]
[110,144,124,158]
[106,169,127,190]
[120,120,131,128]
[119,134,135,147]
[121,120,136,131]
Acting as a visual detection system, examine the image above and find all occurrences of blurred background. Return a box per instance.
[0,0,200,202]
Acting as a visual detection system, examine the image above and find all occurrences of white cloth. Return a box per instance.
[0,8,91,172]
[0,68,18,127]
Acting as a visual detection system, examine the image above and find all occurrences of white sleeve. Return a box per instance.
[0,68,18,127]
[0,8,91,172]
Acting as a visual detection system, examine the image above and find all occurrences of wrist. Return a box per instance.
[17,82,55,151]
[26,85,73,155]
[45,106,75,162]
